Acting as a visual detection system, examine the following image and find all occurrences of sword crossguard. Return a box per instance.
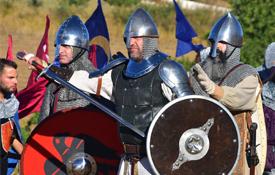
[35,63,50,81]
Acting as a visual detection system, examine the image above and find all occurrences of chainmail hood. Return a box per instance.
[0,93,19,119]
[40,48,95,121]
[190,44,257,96]
[262,81,275,110]
[142,37,158,59]
[57,48,95,103]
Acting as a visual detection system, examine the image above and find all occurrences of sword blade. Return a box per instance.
[45,69,145,138]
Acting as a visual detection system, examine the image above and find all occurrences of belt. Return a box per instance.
[123,144,146,156]
[0,118,10,124]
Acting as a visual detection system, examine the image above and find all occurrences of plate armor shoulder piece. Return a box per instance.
[159,60,193,97]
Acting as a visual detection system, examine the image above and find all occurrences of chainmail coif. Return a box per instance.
[142,37,158,59]
[190,44,258,96]
[39,47,96,122]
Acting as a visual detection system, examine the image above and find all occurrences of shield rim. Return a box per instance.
[146,95,241,175]
[20,108,123,175]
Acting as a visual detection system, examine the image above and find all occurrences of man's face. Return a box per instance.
[217,42,227,53]
[59,45,74,64]
[215,42,227,60]
[128,37,143,62]
[0,67,17,94]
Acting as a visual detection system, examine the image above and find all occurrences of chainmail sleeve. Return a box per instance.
[39,84,54,123]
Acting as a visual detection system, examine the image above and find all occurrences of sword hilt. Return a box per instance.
[246,122,259,168]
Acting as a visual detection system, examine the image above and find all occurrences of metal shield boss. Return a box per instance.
[146,95,241,175]
[20,108,123,175]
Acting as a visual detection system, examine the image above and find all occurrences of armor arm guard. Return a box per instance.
[158,60,193,98]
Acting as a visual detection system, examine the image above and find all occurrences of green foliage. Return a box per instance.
[110,6,135,25]
[29,0,43,7]
[0,0,15,11]
[1,0,14,8]
[104,0,140,6]
[54,0,90,22]
[143,4,175,32]
[67,0,90,6]
[21,113,39,142]
[109,3,175,32]
[230,0,275,67]
[56,1,72,21]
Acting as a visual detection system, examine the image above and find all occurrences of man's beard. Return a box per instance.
[0,82,13,96]
[210,48,230,82]
[129,48,143,62]
[211,56,227,83]
[216,49,227,61]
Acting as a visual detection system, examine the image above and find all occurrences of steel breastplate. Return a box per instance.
[112,64,168,145]
[124,52,167,78]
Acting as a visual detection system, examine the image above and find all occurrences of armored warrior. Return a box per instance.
[37,15,95,121]
[189,12,267,174]
[54,8,193,174]
[25,8,192,174]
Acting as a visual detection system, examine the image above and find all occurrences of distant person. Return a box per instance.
[0,59,23,175]
[258,42,275,174]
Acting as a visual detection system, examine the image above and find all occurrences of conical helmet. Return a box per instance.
[55,15,89,50]
[123,8,158,48]
[208,12,243,58]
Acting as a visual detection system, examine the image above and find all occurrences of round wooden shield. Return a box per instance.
[20,107,123,175]
[146,95,240,175]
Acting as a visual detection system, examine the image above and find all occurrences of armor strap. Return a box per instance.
[132,159,139,175]
[218,63,244,86]
[233,112,250,174]
[246,111,253,130]
[255,76,262,102]
[96,76,102,96]
[123,144,146,157]
[123,155,139,175]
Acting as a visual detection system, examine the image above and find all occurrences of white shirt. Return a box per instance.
[69,70,174,101]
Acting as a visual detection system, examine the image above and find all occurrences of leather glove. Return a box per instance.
[193,63,216,95]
